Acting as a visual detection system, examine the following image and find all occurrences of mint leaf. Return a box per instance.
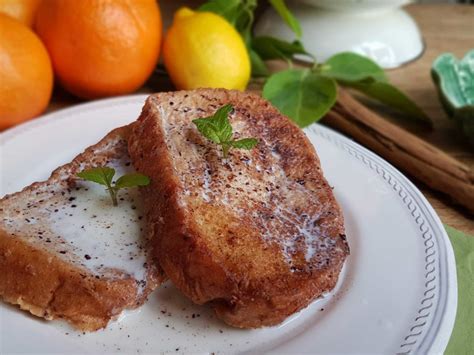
[77,166,150,206]
[263,69,337,127]
[231,138,258,149]
[321,52,388,83]
[192,104,258,159]
[192,118,222,144]
[212,104,234,142]
[269,0,302,39]
[77,167,115,187]
[192,104,233,144]
[252,36,311,62]
[115,173,150,189]
[347,81,432,126]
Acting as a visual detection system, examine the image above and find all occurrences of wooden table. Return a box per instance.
[388,4,474,235]
[45,4,474,235]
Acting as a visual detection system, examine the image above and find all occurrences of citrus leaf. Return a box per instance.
[263,69,337,127]
[322,52,388,83]
[347,81,432,125]
[252,36,310,61]
[249,48,269,77]
[198,0,242,25]
[115,173,150,189]
[269,0,302,39]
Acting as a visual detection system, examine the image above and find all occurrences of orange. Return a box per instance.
[0,14,53,129]
[0,0,42,27]
[35,0,162,99]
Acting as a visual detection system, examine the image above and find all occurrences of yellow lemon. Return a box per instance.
[163,7,250,91]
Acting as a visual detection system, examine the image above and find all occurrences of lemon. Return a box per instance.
[163,7,251,91]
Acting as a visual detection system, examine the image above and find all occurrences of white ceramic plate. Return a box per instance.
[0,96,457,354]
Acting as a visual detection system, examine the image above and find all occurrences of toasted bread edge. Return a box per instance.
[0,125,164,331]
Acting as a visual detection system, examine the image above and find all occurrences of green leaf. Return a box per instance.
[231,138,259,149]
[77,167,115,187]
[249,48,269,77]
[192,104,234,144]
[192,118,222,143]
[199,0,257,44]
[252,36,310,61]
[263,69,337,127]
[234,0,257,37]
[269,0,302,39]
[322,52,388,83]
[192,103,258,159]
[198,0,242,25]
[115,173,150,190]
[212,104,234,142]
[347,81,432,125]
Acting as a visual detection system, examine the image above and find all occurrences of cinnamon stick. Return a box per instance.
[322,88,474,213]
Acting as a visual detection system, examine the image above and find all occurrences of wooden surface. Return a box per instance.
[44,4,474,234]
[388,4,474,234]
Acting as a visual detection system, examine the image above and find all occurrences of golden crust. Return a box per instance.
[0,126,165,331]
[129,89,349,328]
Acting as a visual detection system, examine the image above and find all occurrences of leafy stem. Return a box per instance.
[221,142,231,159]
[77,167,150,206]
[105,184,118,206]
[192,104,259,160]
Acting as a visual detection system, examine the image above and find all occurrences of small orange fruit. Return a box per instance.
[35,0,162,99]
[0,14,53,129]
[0,0,42,27]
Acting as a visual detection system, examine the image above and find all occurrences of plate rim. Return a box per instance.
[305,125,457,354]
[0,95,458,353]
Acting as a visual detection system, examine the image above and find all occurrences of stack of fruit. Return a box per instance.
[0,0,250,129]
[1,0,427,133]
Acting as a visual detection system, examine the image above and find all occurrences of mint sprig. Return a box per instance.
[192,104,258,159]
[77,167,150,206]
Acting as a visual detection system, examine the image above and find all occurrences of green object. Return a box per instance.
[199,0,241,23]
[432,50,474,146]
[262,69,337,127]
[249,48,269,77]
[252,36,310,62]
[321,52,388,83]
[192,104,258,159]
[198,0,431,127]
[445,225,474,355]
[77,166,115,187]
[347,81,432,126]
[268,0,302,38]
[115,173,150,190]
[320,52,431,125]
[77,166,150,206]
